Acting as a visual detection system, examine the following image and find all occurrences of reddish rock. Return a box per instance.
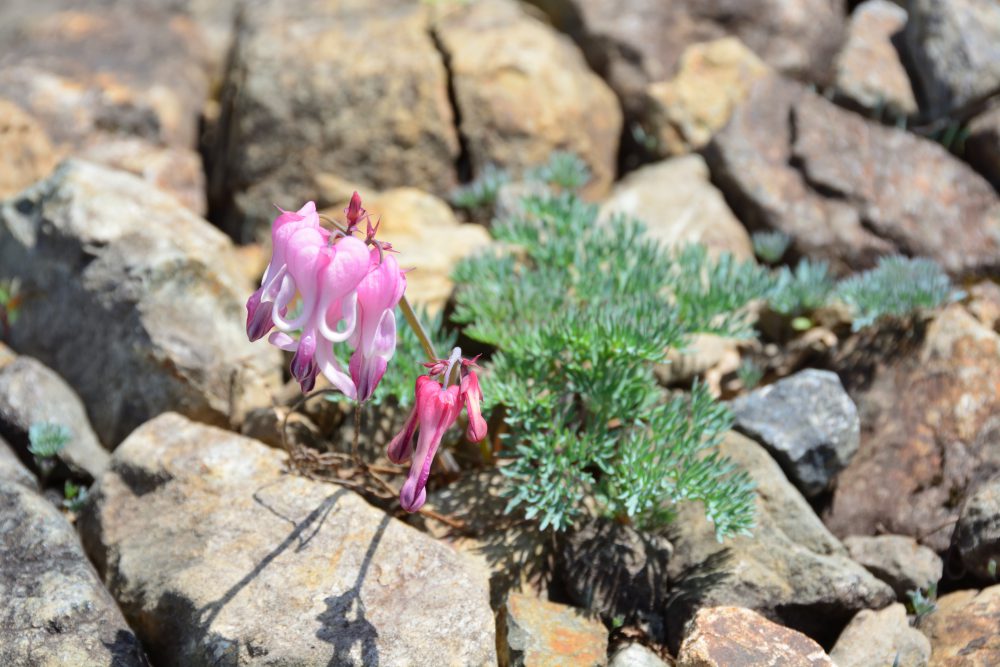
[919,585,1000,666]
[0,99,57,199]
[498,592,608,667]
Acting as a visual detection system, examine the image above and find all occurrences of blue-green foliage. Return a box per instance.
[452,192,765,536]
[449,164,510,212]
[28,422,70,459]
[768,259,835,317]
[751,230,792,264]
[525,151,591,191]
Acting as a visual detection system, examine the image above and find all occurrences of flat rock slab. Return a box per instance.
[1,441,147,666]
[79,412,496,667]
[498,592,608,667]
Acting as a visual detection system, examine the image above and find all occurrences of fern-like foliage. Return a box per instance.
[751,230,791,264]
[768,259,835,317]
[28,422,70,458]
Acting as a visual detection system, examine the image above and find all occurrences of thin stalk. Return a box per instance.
[352,406,362,467]
[399,295,437,360]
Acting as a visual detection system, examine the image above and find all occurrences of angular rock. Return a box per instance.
[598,155,753,260]
[918,585,1000,666]
[951,472,1000,582]
[666,432,894,650]
[0,435,36,490]
[0,99,57,199]
[830,603,931,667]
[609,643,668,667]
[676,606,833,667]
[434,0,621,199]
[324,187,493,313]
[497,592,608,667]
[0,161,280,447]
[1,454,147,666]
[844,535,943,599]
[729,369,860,498]
[966,105,1000,192]
[0,353,109,481]
[211,0,460,241]
[643,38,771,157]
[827,305,1000,551]
[706,75,1000,276]
[79,412,496,666]
[905,0,1000,116]
[834,0,917,116]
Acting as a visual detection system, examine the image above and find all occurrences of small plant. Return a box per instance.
[768,259,835,319]
[62,480,89,513]
[526,151,591,191]
[752,230,792,264]
[835,256,960,331]
[27,422,70,478]
[450,163,511,213]
[0,278,22,338]
[737,358,764,390]
[907,583,938,622]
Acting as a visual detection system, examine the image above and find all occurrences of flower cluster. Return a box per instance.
[246,194,406,401]
[388,349,487,512]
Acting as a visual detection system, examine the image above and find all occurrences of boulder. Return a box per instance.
[433,0,621,199]
[0,435,36,490]
[676,606,833,667]
[497,592,608,667]
[966,105,1000,193]
[79,412,496,666]
[951,472,1000,582]
[918,585,1000,666]
[705,75,1000,276]
[844,535,943,599]
[729,369,860,498]
[830,603,931,667]
[598,155,753,260]
[609,643,668,667]
[834,0,917,116]
[0,161,280,447]
[0,99,57,199]
[665,432,893,650]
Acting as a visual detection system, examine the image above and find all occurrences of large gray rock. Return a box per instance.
[729,370,860,498]
[904,0,1000,117]
[0,161,281,447]
[951,472,1000,582]
[665,432,893,650]
[0,353,109,480]
[705,75,1000,277]
[830,603,930,667]
[843,534,943,599]
[0,443,147,666]
[79,412,496,666]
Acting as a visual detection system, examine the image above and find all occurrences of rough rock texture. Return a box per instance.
[598,155,753,259]
[904,0,1000,116]
[729,370,860,498]
[0,354,109,480]
[525,0,846,117]
[211,0,460,241]
[557,517,673,627]
[919,585,1000,666]
[966,105,1000,192]
[665,432,894,650]
[844,535,943,600]
[0,440,148,666]
[79,413,496,666]
[705,75,1000,276]
[0,99,57,199]
[0,161,280,447]
[609,643,669,667]
[834,0,917,115]
[434,0,621,199]
[827,305,1000,551]
[951,472,1000,582]
[643,38,770,157]
[676,606,833,667]
[324,188,492,313]
[830,603,931,667]
[497,592,608,667]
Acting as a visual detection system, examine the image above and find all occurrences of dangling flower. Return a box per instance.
[349,249,407,402]
[388,349,488,512]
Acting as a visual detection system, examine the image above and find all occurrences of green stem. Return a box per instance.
[399,296,437,361]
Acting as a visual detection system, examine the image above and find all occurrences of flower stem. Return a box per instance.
[399,295,437,360]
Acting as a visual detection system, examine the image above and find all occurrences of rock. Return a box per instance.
[676,606,834,667]
[79,412,496,666]
[642,38,771,157]
[0,354,109,481]
[904,0,1000,117]
[665,432,894,650]
[609,643,668,667]
[830,603,931,667]
[0,161,280,447]
[325,187,493,313]
[834,0,918,116]
[0,436,36,489]
[0,99,57,199]
[525,0,846,118]
[918,584,1000,666]
[557,517,673,629]
[1,455,147,666]
[705,75,1000,276]
[598,155,753,260]
[497,592,608,667]
[434,0,621,199]
[951,472,1000,582]
[827,305,1000,551]
[211,0,460,241]
[729,369,860,498]
[966,105,1000,192]
[844,535,943,599]
[656,334,745,394]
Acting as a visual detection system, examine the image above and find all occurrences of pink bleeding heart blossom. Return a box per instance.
[388,349,488,512]
[349,249,407,402]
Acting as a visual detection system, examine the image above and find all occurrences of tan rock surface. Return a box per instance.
[498,592,608,667]
[920,585,1000,666]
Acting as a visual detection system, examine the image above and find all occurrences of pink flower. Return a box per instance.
[349,249,407,402]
